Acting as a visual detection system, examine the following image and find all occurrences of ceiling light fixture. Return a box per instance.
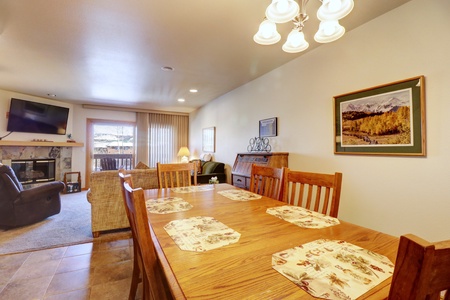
[177,98,185,102]
[254,0,354,53]
[189,89,198,93]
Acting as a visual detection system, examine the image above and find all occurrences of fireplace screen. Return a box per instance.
[11,159,56,184]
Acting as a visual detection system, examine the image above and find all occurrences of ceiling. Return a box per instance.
[0,0,411,113]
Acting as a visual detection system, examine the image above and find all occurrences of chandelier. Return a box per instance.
[254,0,354,53]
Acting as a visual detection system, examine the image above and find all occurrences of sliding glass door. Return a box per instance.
[85,119,135,188]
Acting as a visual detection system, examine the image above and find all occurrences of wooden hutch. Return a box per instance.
[231,152,289,190]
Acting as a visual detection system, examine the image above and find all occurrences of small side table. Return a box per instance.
[63,171,81,194]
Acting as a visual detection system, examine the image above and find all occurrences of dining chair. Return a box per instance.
[388,234,450,300]
[122,179,173,300]
[249,164,284,201]
[282,169,343,218]
[119,171,142,300]
[157,162,197,188]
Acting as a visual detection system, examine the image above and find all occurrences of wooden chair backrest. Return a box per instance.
[119,171,136,232]
[282,169,343,218]
[100,157,117,170]
[122,181,172,300]
[249,164,284,201]
[388,234,450,300]
[157,162,197,189]
[118,171,142,299]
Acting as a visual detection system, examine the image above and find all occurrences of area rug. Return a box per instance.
[0,191,95,255]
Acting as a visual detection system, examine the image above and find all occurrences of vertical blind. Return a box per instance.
[136,112,189,168]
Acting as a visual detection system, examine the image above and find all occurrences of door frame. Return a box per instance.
[85,118,135,189]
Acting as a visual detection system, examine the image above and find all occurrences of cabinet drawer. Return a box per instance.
[232,175,247,188]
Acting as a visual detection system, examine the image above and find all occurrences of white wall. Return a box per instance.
[189,0,450,241]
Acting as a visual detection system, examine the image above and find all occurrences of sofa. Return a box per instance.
[87,168,158,237]
[0,164,64,228]
[192,160,226,184]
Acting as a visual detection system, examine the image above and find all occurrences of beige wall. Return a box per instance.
[0,95,135,188]
[189,0,450,241]
[0,90,74,142]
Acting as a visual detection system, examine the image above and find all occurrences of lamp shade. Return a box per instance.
[177,147,190,157]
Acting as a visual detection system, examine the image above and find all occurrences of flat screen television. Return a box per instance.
[6,98,69,135]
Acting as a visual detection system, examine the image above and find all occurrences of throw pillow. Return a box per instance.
[200,153,212,161]
[135,161,150,169]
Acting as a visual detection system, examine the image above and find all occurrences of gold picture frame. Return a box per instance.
[334,76,426,156]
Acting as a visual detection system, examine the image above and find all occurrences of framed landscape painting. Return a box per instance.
[202,127,216,153]
[334,76,426,156]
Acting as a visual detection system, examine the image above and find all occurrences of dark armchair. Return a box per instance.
[191,160,226,184]
[0,164,65,228]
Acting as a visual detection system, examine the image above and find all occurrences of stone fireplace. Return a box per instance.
[0,145,73,187]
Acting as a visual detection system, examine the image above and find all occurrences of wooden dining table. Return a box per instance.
[144,183,399,300]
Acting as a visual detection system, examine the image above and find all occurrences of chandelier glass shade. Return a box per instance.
[253,19,281,45]
[314,19,345,43]
[282,30,309,53]
[265,0,300,23]
[254,0,354,53]
[317,0,354,21]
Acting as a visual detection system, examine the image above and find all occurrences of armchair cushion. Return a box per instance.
[193,161,226,184]
[201,161,224,174]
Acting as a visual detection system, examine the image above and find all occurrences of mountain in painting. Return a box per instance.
[343,97,409,114]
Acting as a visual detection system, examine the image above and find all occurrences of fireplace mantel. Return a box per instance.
[0,141,84,147]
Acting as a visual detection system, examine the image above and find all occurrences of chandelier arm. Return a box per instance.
[299,0,309,15]
[293,0,309,30]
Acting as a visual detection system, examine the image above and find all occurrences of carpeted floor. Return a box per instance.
[0,191,95,255]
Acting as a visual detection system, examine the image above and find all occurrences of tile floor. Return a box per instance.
[0,231,142,300]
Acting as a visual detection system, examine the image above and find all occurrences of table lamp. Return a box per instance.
[177,147,190,163]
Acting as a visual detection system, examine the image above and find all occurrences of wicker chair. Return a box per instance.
[87,168,158,237]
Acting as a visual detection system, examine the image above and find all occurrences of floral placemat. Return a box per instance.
[217,189,262,201]
[171,185,215,193]
[272,239,394,300]
[164,216,241,252]
[145,197,193,214]
[266,205,340,228]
